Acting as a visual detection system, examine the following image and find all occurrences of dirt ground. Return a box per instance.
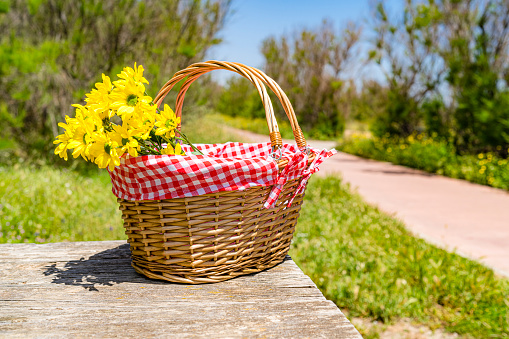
[351,317,460,339]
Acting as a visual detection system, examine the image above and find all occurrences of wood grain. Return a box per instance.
[0,241,361,338]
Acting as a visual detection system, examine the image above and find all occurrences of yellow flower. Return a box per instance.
[53,117,81,161]
[112,124,139,157]
[85,74,114,119]
[53,128,74,161]
[69,126,92,160]
[55,63,199,167]
[117,63,149,85]
[155,104,181,139]
[161,143,185,156]
[70,106,100,161]
[109,79,153,121]
[89,133,123,170]
[72,104,105,134]
[125,104,157,139]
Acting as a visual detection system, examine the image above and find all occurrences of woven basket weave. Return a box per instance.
[118,61,312,284]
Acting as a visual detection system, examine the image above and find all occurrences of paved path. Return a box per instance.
[231,128,509,277]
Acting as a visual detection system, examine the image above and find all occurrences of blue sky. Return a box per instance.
[207,0,402,83]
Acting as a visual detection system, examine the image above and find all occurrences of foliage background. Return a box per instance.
[217,0,509,157]
[1,0,508,159]
[0,0,231,157]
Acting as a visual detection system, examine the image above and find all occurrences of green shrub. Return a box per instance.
[339,133,509,190]
[370,91,420,138]
[215,76,266,119]
[0,0,231,156]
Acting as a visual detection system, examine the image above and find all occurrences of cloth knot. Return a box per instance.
[264,148,336,209]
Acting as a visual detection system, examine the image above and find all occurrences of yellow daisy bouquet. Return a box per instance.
[53,64,201,170]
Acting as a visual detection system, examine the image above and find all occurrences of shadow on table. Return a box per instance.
[42,243,164,291]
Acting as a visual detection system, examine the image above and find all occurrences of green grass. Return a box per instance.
[208,113,296,140]
[181,110,240,144]
[339,134,509,191]
[292,176,509,338]
[0,163,123,243]
[0,137,15,150]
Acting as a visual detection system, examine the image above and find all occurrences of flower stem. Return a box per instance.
[178,131,203,155]
[138,139,160,155]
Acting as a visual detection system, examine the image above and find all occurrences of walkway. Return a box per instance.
[232,128,509,277]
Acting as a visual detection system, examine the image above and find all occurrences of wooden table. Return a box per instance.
[0,241,361,338]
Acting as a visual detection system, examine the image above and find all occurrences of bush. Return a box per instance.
[339,133,509,190]
[215,76,265,120]
[0,0,231,157]
[370,91,420,138]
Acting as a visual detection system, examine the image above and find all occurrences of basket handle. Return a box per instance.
[154,60,307,150]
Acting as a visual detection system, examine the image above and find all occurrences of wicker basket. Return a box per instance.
[118,61,313,284]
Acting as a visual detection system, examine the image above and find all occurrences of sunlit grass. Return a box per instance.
[207,113,296,139]
[0,163,123,243]
[181,109,240,144]
[292,176,509,338]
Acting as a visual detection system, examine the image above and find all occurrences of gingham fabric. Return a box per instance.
[108,142,336,208]
[263,147,335,208]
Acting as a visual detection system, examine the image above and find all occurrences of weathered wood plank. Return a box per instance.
[0,241,361,338]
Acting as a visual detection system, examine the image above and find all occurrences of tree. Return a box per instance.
[370,0,509,155]
[0,0,231,155]
[215,76,265,119]
[370,0,445,137]
[261,20,361,138]
[436,0,509,154]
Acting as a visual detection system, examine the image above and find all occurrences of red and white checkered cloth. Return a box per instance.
[108,142,336,208]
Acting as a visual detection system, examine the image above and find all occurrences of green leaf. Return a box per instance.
[0,0,10,14]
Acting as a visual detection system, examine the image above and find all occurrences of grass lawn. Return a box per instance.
[0,164,122,243]
[207,113,299,140]
[0,113,507,337]
[294,176,509,338]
